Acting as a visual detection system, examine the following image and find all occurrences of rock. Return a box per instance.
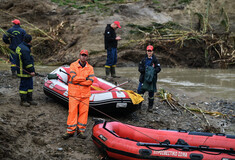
[32,137,47,146]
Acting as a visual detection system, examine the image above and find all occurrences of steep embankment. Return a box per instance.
[0,0,234,67]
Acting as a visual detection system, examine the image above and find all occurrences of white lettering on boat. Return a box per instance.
[153,151,187,157]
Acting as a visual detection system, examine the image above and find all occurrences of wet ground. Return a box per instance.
[0,64,234,160]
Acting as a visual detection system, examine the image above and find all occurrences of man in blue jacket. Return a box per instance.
[138,45,161,112]
[104,21,121,78]
[16,34,37,107]
[2,19,26,76]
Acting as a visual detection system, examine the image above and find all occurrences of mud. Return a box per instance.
[0,0,234,159]
[0,67,234,160]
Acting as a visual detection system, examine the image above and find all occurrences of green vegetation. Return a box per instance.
[0,28,10,57]
[178,0,193,4]
[51,0,76,6]
[152,0,159,4]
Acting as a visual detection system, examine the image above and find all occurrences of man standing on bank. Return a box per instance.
[15,34,37,107]
[104,21,121,78]
[2,19,26,76]
[137,45,161,112]
[63,49,94,140]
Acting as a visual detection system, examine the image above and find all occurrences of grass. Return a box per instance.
[178,0,193,4]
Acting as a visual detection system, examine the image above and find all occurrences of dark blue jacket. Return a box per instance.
[104,24,118,49]
[138,54,161,83]
[16,42,35,78]
[2,25,26,51]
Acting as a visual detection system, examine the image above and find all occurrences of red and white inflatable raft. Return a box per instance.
[92,120,235,160]
[43,66,138,112]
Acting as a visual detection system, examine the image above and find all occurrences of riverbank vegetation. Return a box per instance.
[0,0,234,68]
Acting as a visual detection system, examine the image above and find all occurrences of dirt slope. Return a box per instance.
[1,0,234,68]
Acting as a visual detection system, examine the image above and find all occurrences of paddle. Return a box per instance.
[107,81,129,91]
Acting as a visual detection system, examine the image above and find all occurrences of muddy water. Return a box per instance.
[1,63,234,101]
[95,67,235,101]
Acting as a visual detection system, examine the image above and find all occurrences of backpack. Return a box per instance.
[141,66,155,92]
[144,66,155,83]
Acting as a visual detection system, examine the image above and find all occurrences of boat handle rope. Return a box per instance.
[137,142,235,155]
[68,93,162,143]
[59,69,129,91]
[1,57,45,77]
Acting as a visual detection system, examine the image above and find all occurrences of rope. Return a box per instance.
[68,94,161,143]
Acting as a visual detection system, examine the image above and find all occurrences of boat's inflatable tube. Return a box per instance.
[92,120,235,160]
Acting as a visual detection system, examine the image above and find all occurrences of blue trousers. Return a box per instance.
[19,77,33,94]
[137,82,154,98]
[105,48,117,67]
[10,51,17,72]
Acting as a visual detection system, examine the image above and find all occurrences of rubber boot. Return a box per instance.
[148,97,154,112]
[77,132,87,139]
[138,94,144,110]
[105,67,111,80]
[111,67,120,78]
[27,92,37,105]
[20,93,30,107]
[62,132,74,140]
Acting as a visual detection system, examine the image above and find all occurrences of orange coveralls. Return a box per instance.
[67,59,94,134]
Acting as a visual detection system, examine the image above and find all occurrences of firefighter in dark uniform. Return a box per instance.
[138,45,161,112]
[15,34,37,107]
[104,21,121,78]
[2,19,26,76]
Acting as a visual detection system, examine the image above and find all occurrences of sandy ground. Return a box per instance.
[0,67,234,160]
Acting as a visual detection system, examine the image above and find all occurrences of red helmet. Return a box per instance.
[80,49,88,56]
[146,45,153,51]
[12,19,20,25]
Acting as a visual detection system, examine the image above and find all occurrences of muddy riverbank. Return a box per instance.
[0,63,234,160]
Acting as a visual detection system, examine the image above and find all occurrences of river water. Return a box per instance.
[100,67,235,101]
[1,63,234,101]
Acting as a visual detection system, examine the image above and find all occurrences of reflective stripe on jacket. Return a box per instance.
[2,25,26,51]
[68,59,94,98]
[16,42,35,78]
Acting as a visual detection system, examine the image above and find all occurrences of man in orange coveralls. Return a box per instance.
[62,49,94,140]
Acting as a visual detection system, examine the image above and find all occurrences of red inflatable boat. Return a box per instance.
[43,66,140,112]
[92,120,235,160]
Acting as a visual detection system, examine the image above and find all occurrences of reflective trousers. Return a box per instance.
[67,97,89,134]
[19,77,33,94]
